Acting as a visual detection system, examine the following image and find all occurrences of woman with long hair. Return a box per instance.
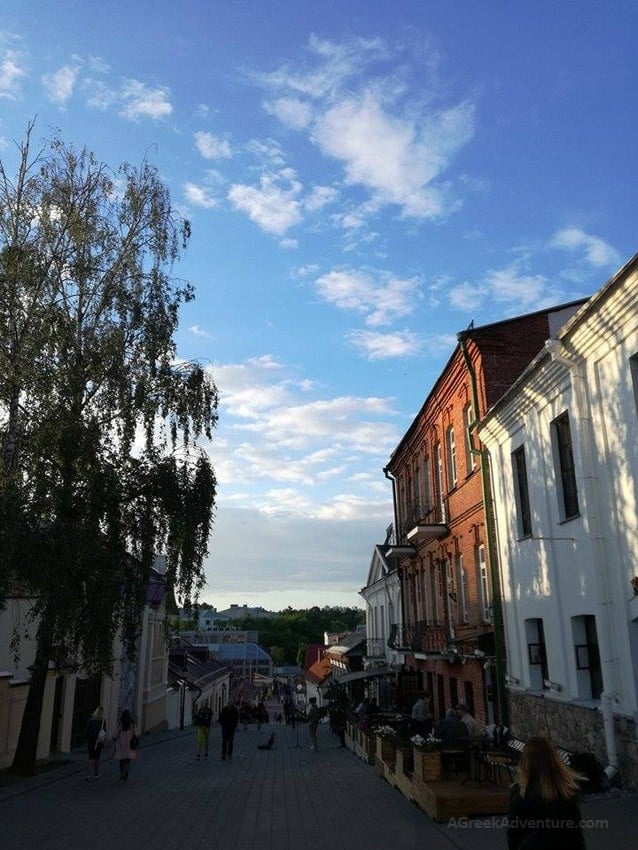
[85,706,107,781]
[113,709,138,782]
[507,736,587,849]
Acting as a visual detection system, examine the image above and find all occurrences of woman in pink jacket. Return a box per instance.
[113,709,138,782]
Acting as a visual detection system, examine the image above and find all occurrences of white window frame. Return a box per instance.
[446,426,457,490]
[478,544,491,621]
[465,403,476,473]
[423,455,432,513]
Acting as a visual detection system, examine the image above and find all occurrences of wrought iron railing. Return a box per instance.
[397,498,448,543]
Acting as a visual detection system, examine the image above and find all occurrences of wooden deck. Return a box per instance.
[411,775,509,821]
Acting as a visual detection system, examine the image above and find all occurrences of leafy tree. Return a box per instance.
[0,125,218,774]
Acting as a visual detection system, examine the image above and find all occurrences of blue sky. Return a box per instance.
[1,2,636,610]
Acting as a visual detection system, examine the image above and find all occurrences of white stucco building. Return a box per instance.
[479,253,638,786]
[358,528,406,707]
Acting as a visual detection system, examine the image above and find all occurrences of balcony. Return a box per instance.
[404,621,449,654]
[398,499,448,545]
[365,638,387,659]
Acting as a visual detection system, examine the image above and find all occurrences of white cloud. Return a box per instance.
[0,46,27,99]
[228,170,303,235]
[264,96,313,129]
[550,228,620,268]
[245,138,285,166]
[184,182,217,208]
[279,237,298,249]
[194,130,231,160]
[313,91,473,219]
[119,79,172,120]
[348,329,421,360]
[42,64,79,105]
[448,258,568,313]
[304,185,339,212]
[314,268,421,326]
[188,325,213,338]
[257,34,387,100]
[87,56,110,74]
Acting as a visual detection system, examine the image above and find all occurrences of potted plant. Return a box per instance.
[411,733,442,782]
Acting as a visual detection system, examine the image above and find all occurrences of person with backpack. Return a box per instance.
[113,709,139,782]
[194,698,213,760]
[85,706,107,781]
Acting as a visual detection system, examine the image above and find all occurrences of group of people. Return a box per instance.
[410,690,501,747]
[194,698,240,761]
[85,707,139,782]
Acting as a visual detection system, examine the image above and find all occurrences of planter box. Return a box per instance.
[376,736,396,764]
[414,749,442,782]
[396,744,414,776]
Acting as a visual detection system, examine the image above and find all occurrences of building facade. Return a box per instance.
[479,254,638,786]
[385,302,585,725]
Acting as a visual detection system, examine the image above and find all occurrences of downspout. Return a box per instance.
[458,333,508,726]
[545,339,620,780]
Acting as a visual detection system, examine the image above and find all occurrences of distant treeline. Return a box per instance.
[228,606,365,667]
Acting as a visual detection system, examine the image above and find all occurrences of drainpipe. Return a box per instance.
[545,339,620,780]
[458,333,508,726]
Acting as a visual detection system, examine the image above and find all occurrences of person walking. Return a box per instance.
[507,736,587,849]
[113,709,138,782]
[194,698,213,760]
[307,697,322,751]
[219,700,240,761]
[85,706,107,781]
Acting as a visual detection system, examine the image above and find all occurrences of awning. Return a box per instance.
[335,667,392,683]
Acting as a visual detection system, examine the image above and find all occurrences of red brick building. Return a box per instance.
[384,302,586,725]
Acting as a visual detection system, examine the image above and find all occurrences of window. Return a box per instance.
[512,446,532,538]
[478,544,491,621]
[525,618,548,690]
[423,456,432,514]
[552,412,579,520]
[430,565,443,625]
[464,403,476,474]
[446,426,457,490]
[445,559,455,634]
[631,354,638,420]
[457,554,469,624]
[450,676,459,709]
[572,615,603,699]
[414,465,421,514]
[435,442,445,520]
[464,681,475,717]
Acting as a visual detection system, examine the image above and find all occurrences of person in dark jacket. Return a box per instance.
[195,698,213,760]
[220,701,240,761]
[507,736,587,850]
[434,708,469,747]
[85,706,107,781]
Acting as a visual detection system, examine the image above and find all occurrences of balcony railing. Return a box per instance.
[365,638,386,659]
[404,621,449,654]
[398,498,448,544]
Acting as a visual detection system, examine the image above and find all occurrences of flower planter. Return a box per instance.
[396,744,414,776]
[376,736,396,764]
[414,749,442,782]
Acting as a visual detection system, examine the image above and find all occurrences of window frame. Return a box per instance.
[552,411,580,521]
[512,445,533,538]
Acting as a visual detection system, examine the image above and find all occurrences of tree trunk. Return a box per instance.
[10,612,54,776]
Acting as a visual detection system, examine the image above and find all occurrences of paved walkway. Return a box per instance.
[2,718,636,850]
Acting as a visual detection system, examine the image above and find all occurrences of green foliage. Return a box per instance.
[0,124,219,772]
[232,606,365,666]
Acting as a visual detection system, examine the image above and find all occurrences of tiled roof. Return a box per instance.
[306,657,332,685]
